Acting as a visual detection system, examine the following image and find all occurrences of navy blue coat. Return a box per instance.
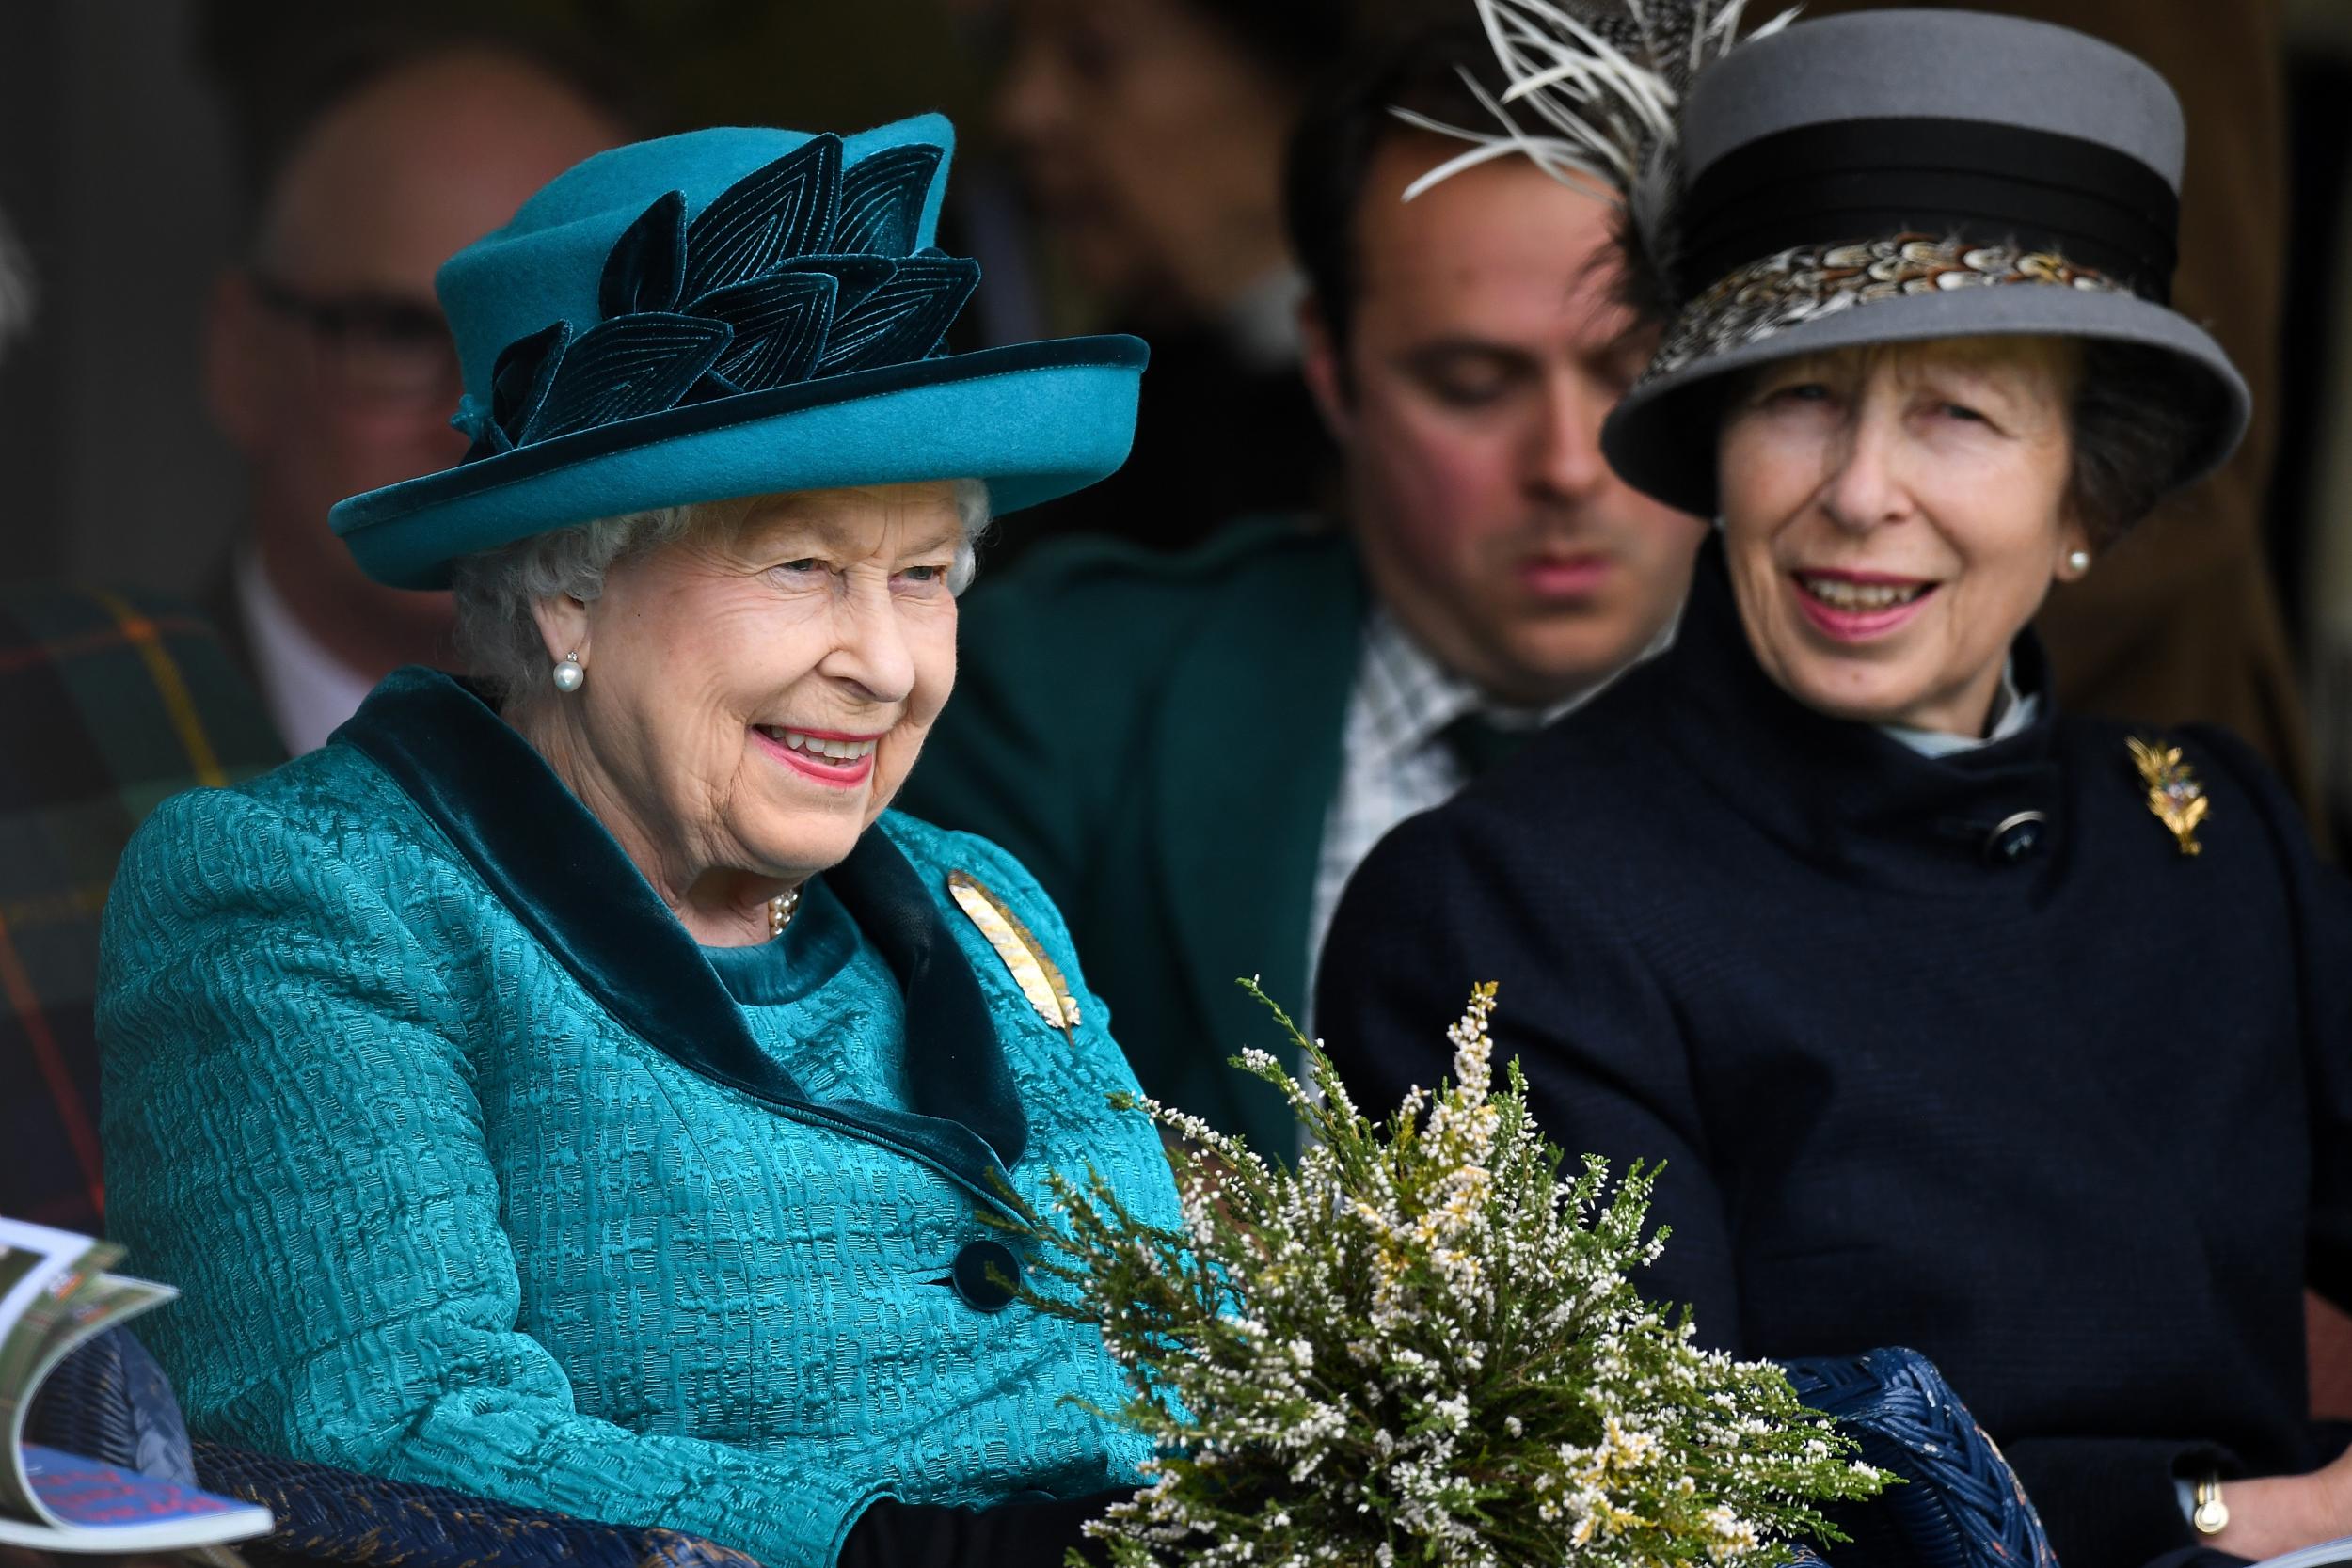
[1316,540,2352,1568]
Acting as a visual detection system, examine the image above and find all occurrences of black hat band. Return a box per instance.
[1679,118,2180,308]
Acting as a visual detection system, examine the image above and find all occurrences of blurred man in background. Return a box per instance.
[905,29,1708,1152]
[203,33,628,752]
[985,0,1346,564]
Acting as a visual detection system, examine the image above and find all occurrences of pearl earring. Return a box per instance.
[551,650,584,692]
[2066,549,2091,574]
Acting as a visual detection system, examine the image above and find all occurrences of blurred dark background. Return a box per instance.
[1,0,2349,833]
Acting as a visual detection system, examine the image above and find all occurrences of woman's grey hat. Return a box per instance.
[1592,8,2249,516]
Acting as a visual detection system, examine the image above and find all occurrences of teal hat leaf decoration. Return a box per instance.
[773,253,895,315]
[599,190,688,319]
[835,144,945,258]
[452,135,989,463]
[695,271,838,391]
[475,321,573,454]
[817,254,979,375]
[533,313,732,440]
[682,134,843,301]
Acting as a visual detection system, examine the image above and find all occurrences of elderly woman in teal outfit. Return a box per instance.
[97,118,1170,1568]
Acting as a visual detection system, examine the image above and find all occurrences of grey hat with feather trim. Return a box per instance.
[1437,3,2249,517]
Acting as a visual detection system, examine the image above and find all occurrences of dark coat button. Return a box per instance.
[1983,810,2048,864]
[951,1240,1022,1311]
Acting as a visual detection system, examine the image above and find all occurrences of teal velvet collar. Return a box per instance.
[338,667,1026,1216]
[700,879,857,1006]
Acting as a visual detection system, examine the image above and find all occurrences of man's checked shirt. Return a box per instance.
[1306,604,1664,1015]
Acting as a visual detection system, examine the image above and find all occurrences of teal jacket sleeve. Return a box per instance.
[98,790,887,1568]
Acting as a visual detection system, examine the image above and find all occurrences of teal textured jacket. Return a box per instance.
[97,668,1179,1568]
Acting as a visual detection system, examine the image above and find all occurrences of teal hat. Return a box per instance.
[330,115,1147,589]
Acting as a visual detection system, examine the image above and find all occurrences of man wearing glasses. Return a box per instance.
[204,35,628,752]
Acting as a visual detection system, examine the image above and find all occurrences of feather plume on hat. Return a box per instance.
[1396,0,1796,320]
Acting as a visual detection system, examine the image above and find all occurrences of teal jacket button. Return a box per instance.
[952,1240,1021,1311]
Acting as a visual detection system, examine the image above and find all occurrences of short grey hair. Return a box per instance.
[451,478,993,707]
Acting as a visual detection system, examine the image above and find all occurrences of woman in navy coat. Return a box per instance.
[1317,10,2352,1568]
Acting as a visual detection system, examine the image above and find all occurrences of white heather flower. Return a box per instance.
[1023,982,1883,1566]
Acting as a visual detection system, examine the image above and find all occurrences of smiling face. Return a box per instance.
[1302,139,1708,708]
[527,482,964,942]
[1715,336,2092,736]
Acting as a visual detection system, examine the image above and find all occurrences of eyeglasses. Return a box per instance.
[248,272,461,405]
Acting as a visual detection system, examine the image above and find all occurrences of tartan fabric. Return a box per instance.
[0,582,282,1233]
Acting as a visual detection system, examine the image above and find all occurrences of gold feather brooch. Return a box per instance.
[947,871,1080,1039]
[2127,736,2210,857]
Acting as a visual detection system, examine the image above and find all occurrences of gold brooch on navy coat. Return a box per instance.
[2127,736,2209,857]
[948,871,1080,1039]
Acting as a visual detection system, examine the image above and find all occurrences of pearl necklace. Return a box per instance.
[768,888,802,939]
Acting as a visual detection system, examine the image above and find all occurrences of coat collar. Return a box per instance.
[336,667,1026,1216]
[1654,536,2067,889]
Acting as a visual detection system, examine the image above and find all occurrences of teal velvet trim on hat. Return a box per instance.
[337,667,1026,1215]
[332,337,1147,589]
[352,336,1142,522]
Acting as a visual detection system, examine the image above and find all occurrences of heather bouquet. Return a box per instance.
[1006,983,1885,1568]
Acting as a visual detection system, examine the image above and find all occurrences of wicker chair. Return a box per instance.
[26,1329,758,1568]
[1782,1349,2059,1568]
[27,1329,2052,1568]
